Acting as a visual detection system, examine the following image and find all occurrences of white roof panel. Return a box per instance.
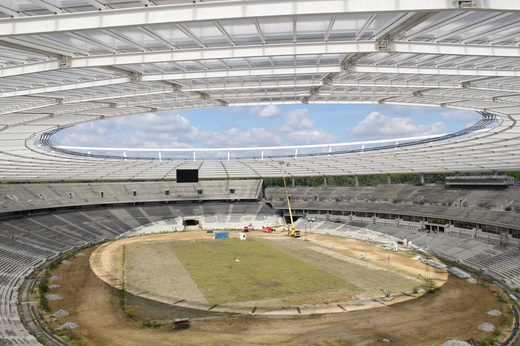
[0,0,519,180]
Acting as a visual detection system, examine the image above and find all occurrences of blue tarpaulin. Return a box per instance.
[214,232,229,239]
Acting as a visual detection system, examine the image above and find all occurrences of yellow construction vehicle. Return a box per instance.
[280,162,301,238]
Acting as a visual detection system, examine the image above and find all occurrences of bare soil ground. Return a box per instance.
[98,232,425,311]
[40,231,515,346]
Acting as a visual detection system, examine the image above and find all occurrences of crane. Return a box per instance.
[279,161,301,238]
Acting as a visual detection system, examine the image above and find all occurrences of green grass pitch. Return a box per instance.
[168,238,350,304]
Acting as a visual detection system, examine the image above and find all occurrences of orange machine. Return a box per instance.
[262,226,275,233]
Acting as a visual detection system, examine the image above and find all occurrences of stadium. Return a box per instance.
[1,0,520,345]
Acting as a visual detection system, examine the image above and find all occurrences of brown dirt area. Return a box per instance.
[40,231,515,346]
[92,232,429,310]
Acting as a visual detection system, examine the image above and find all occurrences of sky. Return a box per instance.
[52,104,481,153]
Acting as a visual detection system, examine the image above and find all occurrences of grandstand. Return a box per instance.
[0,193,281,346]
[2,0,520,345]
[2,185,520,345]
[265,183,520,288]
[266,184,520,238]
[0,180,262,214]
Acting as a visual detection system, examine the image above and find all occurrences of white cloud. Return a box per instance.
[201,127,282,147]
[378,105,435,117]
[437,109,481,124]
[346,112,446,140]
[286,129,337,145]
[52,105,469,151]
[141,141,161,149]
[378,105,480,125]
[273,108,337,145]
[217,106,244,114]
[115,112,194,133]
[53,112,199,148]
[53,123,114,147]
[166,141,195,149]
[251,105,282,118]
[281,108,314,131]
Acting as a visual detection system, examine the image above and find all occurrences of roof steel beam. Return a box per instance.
[66,41,375,68]
[143,65,341,81]
[65,32,119,53]
[100,29,146,51]
[4,39,517,79]
[175,24,207,48]
[435,12,513,42]
[0,5,21,17]
[138,0,155,6]
[389,41,520,58]
[214,22,236,47]
[59,88,180,104]
[0,0,468,37]
[0,60,60,78]
[84,0,109,11]
[0,39,60,58]
[0,99,58,115]
[27,0,63,14]
[136,27,178,50]
[1,0,520,182]
[351,65,520,78]
[355,13,377,41]
[323,15,336,42]
[459,21,520,44]
[253,19,266,45]
[372,12,416,40]
[0,37,71,58]
[403,11,473,41]
[0,65,339,99]
[181,80,317,92]
[0,76,131,98]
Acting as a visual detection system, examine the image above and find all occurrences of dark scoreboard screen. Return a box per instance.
[176,169,199,183]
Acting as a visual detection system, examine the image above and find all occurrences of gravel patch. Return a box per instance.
[51,309,69,318]
[75,252,86,257]
[310,245,385,271]
[48,284,60,289]
[478,322,495,332]
[378,338,396,343]
[487,309,502,316]
[61,260,71,265]
[50,275,61,281]
[58,322,78,330]
[309,244,421,282]
[46,294,62,301]
[442,341,472,346]
[467,277,478,285]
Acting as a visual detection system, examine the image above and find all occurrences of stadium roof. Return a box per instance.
[1,0,520,181]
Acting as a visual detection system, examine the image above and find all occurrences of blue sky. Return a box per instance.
[52,104,480,150]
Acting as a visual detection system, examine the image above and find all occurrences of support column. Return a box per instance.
[420,174,425,185]
[324,176,327,187]
[355,176,359,187]
[387,174,391,184]
[291,177,295,187]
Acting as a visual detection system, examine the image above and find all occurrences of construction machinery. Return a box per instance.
[262,226,275,233]
[280,162,301,238]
